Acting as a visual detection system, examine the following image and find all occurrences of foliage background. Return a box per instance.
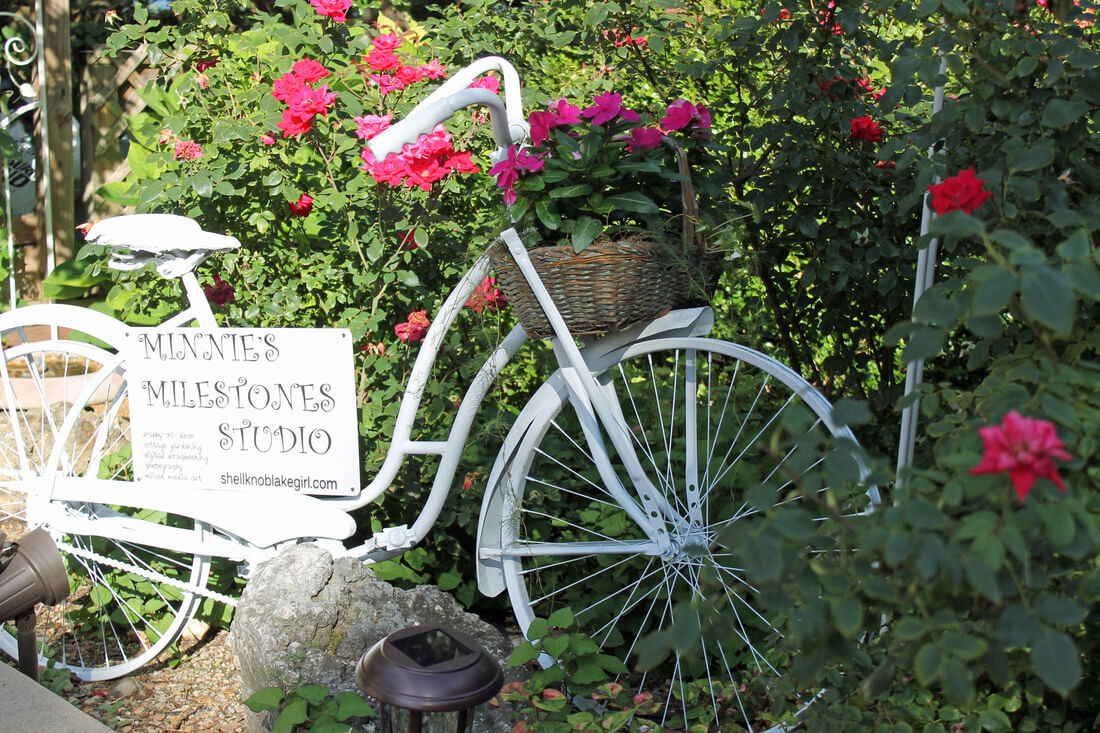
[69,0,1100,728]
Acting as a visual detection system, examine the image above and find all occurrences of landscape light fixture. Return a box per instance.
[0,528,70,680]
[356,625,504,733]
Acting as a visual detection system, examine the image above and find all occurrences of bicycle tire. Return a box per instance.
[0,307,213,680]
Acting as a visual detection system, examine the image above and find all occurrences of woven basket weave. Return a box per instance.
[492,142,718,338]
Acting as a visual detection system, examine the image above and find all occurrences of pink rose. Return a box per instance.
[969,410,1072,502]
[310,0,351,22]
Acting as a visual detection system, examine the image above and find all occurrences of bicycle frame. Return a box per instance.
[17,55,698,583]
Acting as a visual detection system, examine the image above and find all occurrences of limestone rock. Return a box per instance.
[229,543,524,733]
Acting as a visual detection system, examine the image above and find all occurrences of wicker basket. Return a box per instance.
[492,143,719,338]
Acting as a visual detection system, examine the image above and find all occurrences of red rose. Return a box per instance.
[850,115,883,142]
[288,194,313,216]
[927,167,994,215]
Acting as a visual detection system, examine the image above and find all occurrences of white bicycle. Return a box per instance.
[0,57,877,731]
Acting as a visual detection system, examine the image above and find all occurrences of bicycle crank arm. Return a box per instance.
[44,476,356,549]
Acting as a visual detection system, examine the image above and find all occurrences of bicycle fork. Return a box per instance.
[500,229,678,556]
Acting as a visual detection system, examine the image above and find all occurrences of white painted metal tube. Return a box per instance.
[895,55,948,485]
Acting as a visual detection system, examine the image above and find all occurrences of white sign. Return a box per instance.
[125,328,361,496]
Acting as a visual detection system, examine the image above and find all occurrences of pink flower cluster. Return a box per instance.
[361,123,479,192]
[361,34,447,97]
[970,410,1072,502]
[174,140,203,161]
[394,310,430,343]
[272,58,337,138]
[492,95,711,206]
[465,276,506,313]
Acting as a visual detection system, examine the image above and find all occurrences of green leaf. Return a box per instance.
[1041,503,1075,549]
[334,691,374,719]
[894,616,926,641]
[397,270,420,287]
[941,659,974,707]
[542,634,569,658]
[244,687,285,712]
[272,698,308,733]
[1066,262,1100,301]
[931,211,984,239]
[295,685,329,705]
[1034,593,1087,625]
[914,643,943,685]
[964,558,1001,603]
[1041,98,1088,128]
[571,217,603,253]
[527,618,549,642]
[979,709,1013,733]
[830,596,862,638]
[549,184,593,199]
[605,192,659,214]
[1020,265,1075,334]
[971,267,1018,315]
[509,642,540,666]
[1008,142,1055,172]
[547,607,574,628]
[942,632,987,661]
[832,399,872,426]
[535,199,561,231]
[1030,630,1082,695]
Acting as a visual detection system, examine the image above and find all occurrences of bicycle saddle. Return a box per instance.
[85,214,241,278]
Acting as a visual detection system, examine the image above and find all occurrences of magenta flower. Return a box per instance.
[260,134,276,146]
[627,127,663,150]
[272,72,307,102]
[969,410,1072,502]
[488,145,545,205]
[661,99,697,131]
[528,111,559,146]
[549,99,583,125]
[582,92,623,126]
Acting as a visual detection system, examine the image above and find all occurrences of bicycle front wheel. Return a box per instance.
[0,309,211,680]
[498,337,877,731]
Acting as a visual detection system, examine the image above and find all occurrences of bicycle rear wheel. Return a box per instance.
[0,309,211,680]
[497,337,877,731]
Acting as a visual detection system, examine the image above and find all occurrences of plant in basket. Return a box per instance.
[488,93,729,337]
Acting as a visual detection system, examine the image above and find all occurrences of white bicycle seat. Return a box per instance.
[85,214,241,278]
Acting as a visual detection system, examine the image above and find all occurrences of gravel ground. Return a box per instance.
[41,625,247,733]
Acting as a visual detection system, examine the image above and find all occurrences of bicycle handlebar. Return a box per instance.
[368,56,529,160]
